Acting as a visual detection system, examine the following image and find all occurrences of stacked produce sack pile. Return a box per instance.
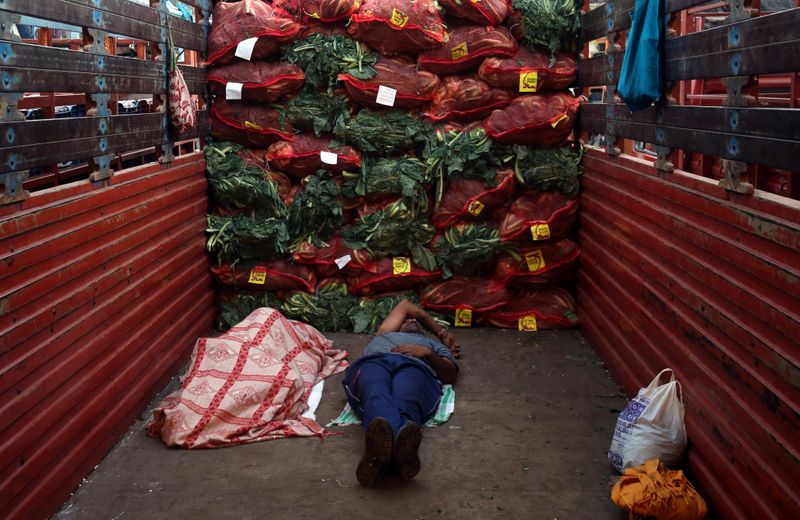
[204,0,582,333]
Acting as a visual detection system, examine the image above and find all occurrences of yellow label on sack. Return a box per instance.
[390,8,409,27]
[469,0,481,3]
[243,120,263,131]
[524,249,546,272]
[530,223,551,241]
[451,42,469,60]
[518,315,538,331]
[392,256,411,275]
[551,113,570,128]
[248,266,267,285]
[519,71,539,93]
[467,200,485,216]
[454,307,472,327]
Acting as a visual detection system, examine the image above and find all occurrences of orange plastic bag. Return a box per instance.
[611,459,707,520]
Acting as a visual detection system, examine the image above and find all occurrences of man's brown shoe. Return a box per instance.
[356,417,394,487]
[393,420,422,480]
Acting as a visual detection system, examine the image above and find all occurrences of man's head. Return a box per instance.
[399,318,423,334]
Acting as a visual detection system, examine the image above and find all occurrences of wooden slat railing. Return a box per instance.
[0,0,208,203]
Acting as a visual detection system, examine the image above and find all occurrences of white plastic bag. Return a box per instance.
[608,368,687,472]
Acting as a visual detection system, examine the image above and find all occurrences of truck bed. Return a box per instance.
[55,329,628,520]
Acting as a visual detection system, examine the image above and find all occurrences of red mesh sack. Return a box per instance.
[423,75,513,122]
[210,259,317,293]
[481,288,578,329]
[300,21,350,38]
[291,235,378,278]
[266,135,362,178]
[339,58,440,110]
[211,99,295,147]
[351,194,431,223]
[355,196,401,219]
[497,191,579,242]
[208,61,305,103]
[237,147,269,169]
[417,25,517,75]
[432,169,516,229]
[236,148,294,203]
[493,239,580,289]
[437,0,510,25]
[484,92,581,145]
[348,0,446,56]
[272,0,303,17]
[348,257,441,296]
[420,276,512,324]
[301,0,361,22]
[207,0,301,65]
[478,47,577,93]
[504,8,525,41]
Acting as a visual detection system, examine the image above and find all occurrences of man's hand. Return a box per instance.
[438,331,461,358]
[391,343,431,358]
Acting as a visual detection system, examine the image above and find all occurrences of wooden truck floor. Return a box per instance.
[55,328,629,520]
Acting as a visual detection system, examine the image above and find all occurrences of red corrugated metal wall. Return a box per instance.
[0,153,216,520]
[578,149,800,518]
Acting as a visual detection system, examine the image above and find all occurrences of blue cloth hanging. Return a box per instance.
[617,0,664,111]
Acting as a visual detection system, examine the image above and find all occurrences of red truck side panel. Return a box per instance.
[0,153,216,519]
[578,149,800,519]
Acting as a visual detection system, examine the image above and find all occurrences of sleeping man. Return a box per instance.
[342,299,460,487]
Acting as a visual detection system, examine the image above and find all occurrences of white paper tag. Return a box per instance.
[375,85,397,107]
[335,254,352,269]
[225,82,244,100]
[235,37,258,60]
[320,151,338,165]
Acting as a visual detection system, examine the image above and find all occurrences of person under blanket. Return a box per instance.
[342,299,460,487]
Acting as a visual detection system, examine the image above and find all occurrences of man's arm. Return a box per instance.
[390,344,458,384]
[376,299,437,334]
[376,300,461,357]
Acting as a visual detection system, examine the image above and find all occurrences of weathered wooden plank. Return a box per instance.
[2,67,162,95]
[666,8,800,79]
[4,112,162,146]
[581,0,712,43]
[1,0,206,52]
[0,63,207,95]
[0,67,205,95]
[580,0,634,43]
[579,104,800,171]
[0,42,206,94]
[577,51,625,87]
[582,104,800,141]
[0,41,160,75]
[0,111,208,173]
[179,65,206,93]
[578,9,800,85]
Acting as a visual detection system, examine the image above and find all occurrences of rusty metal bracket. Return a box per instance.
[718,0,756,194]
[725,0,759,23]
[85,27,115,182]
[154,0,175,165]
[0,8,21,41]
[603,103,622,157]
[0,11,29,205]
[1,92,29,205]
[601,3,624,158]
[652,96,674,176]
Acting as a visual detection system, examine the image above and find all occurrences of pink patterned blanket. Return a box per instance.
[147,308,349,448]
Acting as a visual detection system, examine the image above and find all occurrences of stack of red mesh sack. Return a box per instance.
[203,0,581,334]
